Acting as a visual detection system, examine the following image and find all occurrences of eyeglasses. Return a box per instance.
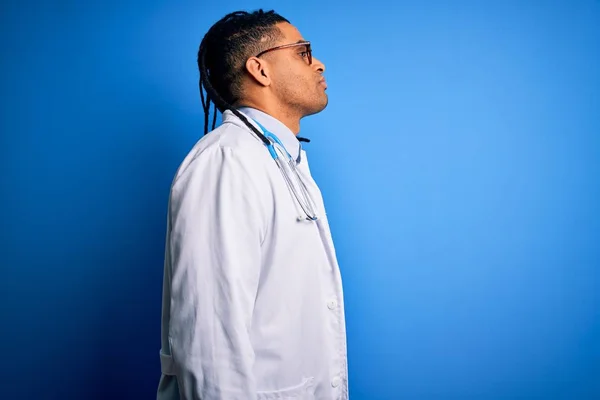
[255,41,312,65]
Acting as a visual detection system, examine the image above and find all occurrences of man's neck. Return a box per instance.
[236,102,301,135]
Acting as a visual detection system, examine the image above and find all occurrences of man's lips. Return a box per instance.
[319,78,327,89]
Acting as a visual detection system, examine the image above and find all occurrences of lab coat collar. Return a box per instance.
[234,107,302,163]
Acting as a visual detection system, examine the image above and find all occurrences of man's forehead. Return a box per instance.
[274,22,305,43]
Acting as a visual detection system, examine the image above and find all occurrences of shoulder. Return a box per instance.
[171,118,269,190]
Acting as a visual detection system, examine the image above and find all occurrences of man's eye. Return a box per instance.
[299,51,308,58]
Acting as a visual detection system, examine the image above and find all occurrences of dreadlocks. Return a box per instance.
[197,10,286,145]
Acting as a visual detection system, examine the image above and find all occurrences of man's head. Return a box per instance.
[198,10,327,134]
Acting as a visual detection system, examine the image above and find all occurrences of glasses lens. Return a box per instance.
[296,43,312,65]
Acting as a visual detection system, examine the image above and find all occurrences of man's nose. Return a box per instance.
[312,56,325,73]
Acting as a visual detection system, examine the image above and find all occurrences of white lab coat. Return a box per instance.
[157,109,349,399]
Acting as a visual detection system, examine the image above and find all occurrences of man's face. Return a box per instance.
[265,22,328,117]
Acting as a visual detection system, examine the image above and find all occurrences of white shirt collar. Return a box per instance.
[236,107,302,163]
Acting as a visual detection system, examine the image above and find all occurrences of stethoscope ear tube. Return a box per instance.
[273,151,319,222]
[267,143,278,160]
[249,119,319,222]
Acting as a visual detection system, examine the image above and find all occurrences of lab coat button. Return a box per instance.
[331,376,341,388]
[327,300,337,310]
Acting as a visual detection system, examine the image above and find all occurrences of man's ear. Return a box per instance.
[245,57,271,87]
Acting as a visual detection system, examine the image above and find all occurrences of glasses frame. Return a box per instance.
[255,41,312,65]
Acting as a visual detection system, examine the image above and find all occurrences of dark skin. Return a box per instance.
[235,22,328,134]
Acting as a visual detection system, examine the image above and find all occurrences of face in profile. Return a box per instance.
[258,22,328,117]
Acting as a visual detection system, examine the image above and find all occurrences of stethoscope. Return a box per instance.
[251,119,319,222]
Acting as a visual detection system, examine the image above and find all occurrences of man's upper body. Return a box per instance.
[157,10,348,399]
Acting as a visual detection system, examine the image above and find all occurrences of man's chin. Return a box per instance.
[305,97,328,117]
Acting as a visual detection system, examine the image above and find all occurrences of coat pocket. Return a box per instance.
[256,377,315,399]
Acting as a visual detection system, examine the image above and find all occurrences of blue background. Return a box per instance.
[1,0,599,399]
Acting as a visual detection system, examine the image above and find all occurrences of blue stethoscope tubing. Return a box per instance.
[252,120,319,222]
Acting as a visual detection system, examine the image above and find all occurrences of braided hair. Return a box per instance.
[197,10,310,144]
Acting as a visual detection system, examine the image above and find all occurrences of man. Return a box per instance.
[157,9,348,399]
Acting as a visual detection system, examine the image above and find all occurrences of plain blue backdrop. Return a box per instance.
[1,0,599,399]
